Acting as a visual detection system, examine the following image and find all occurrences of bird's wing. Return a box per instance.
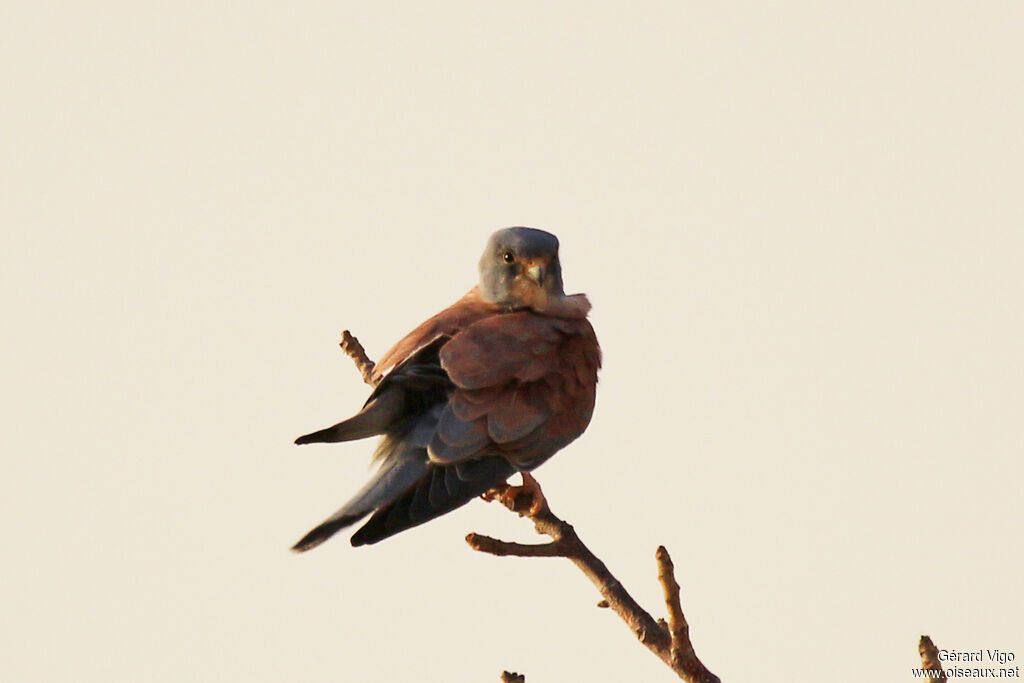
[291,293,505,549]
[293,337,452,446]
[291,331,520,549]
[290,438,432,551]
[372,286,499,382]
[292,299,600,550]
[347,455,515,546]
[430,310,601,470]
[294,288,497,446]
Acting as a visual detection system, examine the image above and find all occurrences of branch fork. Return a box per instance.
[470,474,720,683]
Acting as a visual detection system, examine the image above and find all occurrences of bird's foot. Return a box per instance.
[518,472,547,516]
[481,486,507,503]
[483,472,547,517]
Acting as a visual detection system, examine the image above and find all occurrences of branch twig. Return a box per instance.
[919,636,947,683]
[656,546,715,681]
[339,330,377,386]
[469,474,719,683]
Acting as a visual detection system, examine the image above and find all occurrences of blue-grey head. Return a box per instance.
[479,227,566,310]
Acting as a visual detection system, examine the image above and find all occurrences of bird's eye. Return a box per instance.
[502,250,515,264]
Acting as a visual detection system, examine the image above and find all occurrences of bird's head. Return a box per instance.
[479,227,566,311]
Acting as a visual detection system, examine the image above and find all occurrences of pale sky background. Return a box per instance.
[2,2,1022,682]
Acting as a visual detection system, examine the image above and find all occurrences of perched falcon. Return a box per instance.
[292,227,601,551]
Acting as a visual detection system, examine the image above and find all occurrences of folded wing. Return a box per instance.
[292,301,601,550]
[432,312,601,470]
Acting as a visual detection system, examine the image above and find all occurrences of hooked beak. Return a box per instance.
[526,261,546,285]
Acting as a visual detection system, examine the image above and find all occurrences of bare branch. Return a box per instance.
[919,636,947,683]
[470,474,719,682]
[466,534,563,557]
[657,546,686,642]
[336,329,718,681]
[656,546,719,683]
[339,330,377,386]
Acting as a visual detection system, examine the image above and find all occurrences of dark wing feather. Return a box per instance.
[371,287,500,382]
[294,338,452,445]
[291,440,430,551]
[349,456,515,546]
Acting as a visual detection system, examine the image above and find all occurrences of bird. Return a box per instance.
[292,227,601,551]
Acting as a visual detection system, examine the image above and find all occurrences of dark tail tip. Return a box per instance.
[290,536,325,553]
[294,428,331,445]
[290,514,363,552]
